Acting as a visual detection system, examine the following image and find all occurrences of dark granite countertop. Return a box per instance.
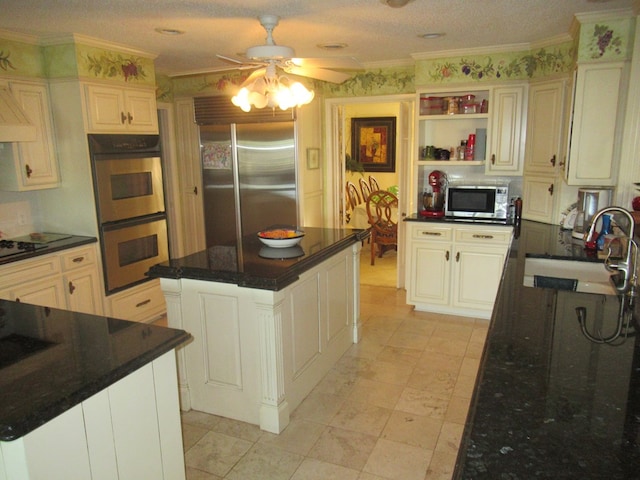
[0,300,191,441]
[0,234,98,266]
[147,227,368,291]
[454,220,640,478]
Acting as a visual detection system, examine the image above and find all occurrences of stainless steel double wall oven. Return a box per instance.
[89,134,169,295]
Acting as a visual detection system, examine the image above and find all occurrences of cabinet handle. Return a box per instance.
[548,184,554,196]
[136,299,151,308]
[127,112,133,124]
[421,231,441,236]
[491,154,496,165]
[559,156,566,167]
[445,250,450,261]
[550,154,556,167]
[25,164,33,178]
[68,281,76,295]
[120,112,127,124]
[472,234,494,239]
[456,252,460,262]
[72,256,85,264]
[193,186,198,195]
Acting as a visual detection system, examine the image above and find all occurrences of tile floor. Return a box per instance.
[179,243,489,480]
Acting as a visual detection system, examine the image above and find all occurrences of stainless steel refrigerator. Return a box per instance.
[199,121,298,246]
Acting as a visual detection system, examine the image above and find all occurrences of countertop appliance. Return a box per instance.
[194,96,298,246]
[88,134,169,294]
[571,187,613,239]
[445,183,509,221]
[420,170,447,218]
[0,239,47,259]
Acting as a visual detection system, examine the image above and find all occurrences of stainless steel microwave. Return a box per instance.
[445,184,509,220]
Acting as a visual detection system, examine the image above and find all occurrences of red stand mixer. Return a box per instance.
[420,170,448,218]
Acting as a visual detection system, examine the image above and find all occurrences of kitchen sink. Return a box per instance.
[523,257,617,296]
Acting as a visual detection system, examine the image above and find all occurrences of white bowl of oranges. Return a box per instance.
[257,228,305,248]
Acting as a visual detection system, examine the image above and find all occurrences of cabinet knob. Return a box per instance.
[445,250,450,261]
[548,184,554,195]
[193,186,198,195]
[120,112,127,124]
[127,112,133,124]
[550,154,556,167]
[491,154,496,165]
[68,281,76,295]
[25,164,33,178]
[456,251,460,262]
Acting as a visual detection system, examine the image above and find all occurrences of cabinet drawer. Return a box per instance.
[410,224,453,241]
[455,227,513,244]
[61,245,98,271]
[109,280,166,323]
[0,256,61,290]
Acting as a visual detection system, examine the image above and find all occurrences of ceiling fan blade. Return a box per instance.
[284,65,353,84]
[240,67,268,86]
[216,54,247,65]
[290,57,362,70]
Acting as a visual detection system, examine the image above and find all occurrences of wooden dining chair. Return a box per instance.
[345,181,361,211]
[365,190,398,265]
[369,175,380,192]
[359,177,371,202]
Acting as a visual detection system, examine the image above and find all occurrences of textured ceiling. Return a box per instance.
[0,0,638,77]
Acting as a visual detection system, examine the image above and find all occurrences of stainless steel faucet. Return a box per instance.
[585,206,638,296]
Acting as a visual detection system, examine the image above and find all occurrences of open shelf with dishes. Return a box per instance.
[416,88,491,164]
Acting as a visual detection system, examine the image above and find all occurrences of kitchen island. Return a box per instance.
[0,299,191,480]
[148,227,368,434]
[454,220,640,478]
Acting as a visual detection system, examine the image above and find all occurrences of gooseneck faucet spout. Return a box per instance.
[585,207,637,296]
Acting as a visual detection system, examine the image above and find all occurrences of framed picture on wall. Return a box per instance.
[351,117,396,172]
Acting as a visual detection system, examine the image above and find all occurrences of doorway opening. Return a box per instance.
[324,94,414,289]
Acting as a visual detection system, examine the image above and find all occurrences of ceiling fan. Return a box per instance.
[216,14,362,84]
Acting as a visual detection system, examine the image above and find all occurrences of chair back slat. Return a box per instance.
[359,178,371,202]
[346,181,361,210]
[369,175,380,192]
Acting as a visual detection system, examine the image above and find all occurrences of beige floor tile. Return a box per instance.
[330,400,393,437]
[210,416,264,442]
[358,473,391,479]
[407,366,458,395]
[225,443,304,480]
[290,458,360,480]
[184,431,253,477]
[381,410,442,450]
[363,438,432,480]
[464,341,485,359]
[181,410,221,430]
[291,390,347,424]
[424,336,469,357]
[469,326,489,344]
[259,419,325,456]
[444,395,472,424]
[307,425,378,470]
[387,330,431,351]
[431,323,474,342]
[425,450,458,480]
[458,356,480,377]
[182,422,209,451]
[348,378,404,409]
[452,374,477,399]
[415,351,463,373]
[312,369,358,397]
[185,466,223,480]
[394,317,437,337]
[376,345,422,366]
[395,387,450,419]
[435,422,465,456]
[360,358,414,385]
[344,337,387,360]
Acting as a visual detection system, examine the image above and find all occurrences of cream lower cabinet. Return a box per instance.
[0,351,185,480]
[406,222,512,319]
[0,244,103,315]
[107,279,166,323]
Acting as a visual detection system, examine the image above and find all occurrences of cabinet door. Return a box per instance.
[11,276,66,309]
[453,244,506,310]
[85,84,128,132]
[524,80,566,175]
[565,63,625,186]
[124,89,158,133]
[486,85,526,175]
[0,82,60,191]
[65,267,104,315]
[522,175,556,223]
[407,241,451,306]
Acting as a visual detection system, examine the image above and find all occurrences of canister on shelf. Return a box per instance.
[457,141,466,160]
[465,134,476,160]
[444,96,459,115]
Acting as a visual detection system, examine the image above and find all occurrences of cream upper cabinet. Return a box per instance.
[485,85,527,176]
[524,79,567,175]
[84,83,158,134]
[564,62,627,186]
[522,175,556,223]
[0,80,60,191]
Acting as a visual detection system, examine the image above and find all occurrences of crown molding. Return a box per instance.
[411,43,530,61]
[39,33,157,59]
[0,29,40,45]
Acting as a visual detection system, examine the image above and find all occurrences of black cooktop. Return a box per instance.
[0,240,48,259]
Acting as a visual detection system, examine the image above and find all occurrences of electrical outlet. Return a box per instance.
[17,213,26,225]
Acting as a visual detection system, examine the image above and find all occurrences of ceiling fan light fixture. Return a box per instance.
[231,71,314,112]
